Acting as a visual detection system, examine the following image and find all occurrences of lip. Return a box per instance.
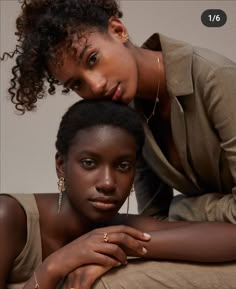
[89,197,118,211]
[89,200,117,211]
[112,83,122,101]
[106,83,122,101]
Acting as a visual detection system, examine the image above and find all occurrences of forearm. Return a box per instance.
[144,222,236,262]
[23,225,151,289]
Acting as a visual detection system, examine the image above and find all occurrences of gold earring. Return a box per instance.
[122,33,129,43]
[57,177,66,213]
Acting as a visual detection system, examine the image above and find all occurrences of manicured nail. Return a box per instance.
[142,247,147,254]
[143,233,151,240]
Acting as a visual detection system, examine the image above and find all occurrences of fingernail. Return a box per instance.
[114,262,122,267]
[142,247,147,254]
[143,233,151,240]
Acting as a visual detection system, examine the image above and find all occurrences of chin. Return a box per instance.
[122,94,134,104]
[90,211,118,225]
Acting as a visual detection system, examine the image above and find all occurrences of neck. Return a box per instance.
[135,49,165,101]
[133,48,171,121]
[56,194,94,243]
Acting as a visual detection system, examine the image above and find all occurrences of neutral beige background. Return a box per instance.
[1,1,236,213]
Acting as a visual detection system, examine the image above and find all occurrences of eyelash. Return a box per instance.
[88,52,98,66]
[80,159,95,169]
[70,52,98,91]
[117,161,132,172]
[80,159,133,172]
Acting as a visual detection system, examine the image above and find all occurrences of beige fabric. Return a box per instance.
[135,33,236,223]
[93,259,236,289]
[5,194,42,289]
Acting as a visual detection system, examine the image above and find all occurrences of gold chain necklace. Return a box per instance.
[144,56,160,124]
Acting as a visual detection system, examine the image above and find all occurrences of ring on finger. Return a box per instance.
[104,232,109,243]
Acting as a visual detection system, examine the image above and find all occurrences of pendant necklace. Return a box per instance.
[143,56,160,124]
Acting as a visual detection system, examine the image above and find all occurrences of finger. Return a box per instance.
[84,250,124,267]
[79,265,111,289]
[75,265,112,289]
[63,268,91,289]
[66,265,113,289]
[96,225,151,241]
[103,232,147,256]
[61,275,74,289]
[95,242,127,264]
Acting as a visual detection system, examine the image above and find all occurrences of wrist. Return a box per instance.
[32,255,64,289]
[43,252,66,280]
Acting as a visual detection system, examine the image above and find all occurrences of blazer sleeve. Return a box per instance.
[169,64,236,223]
[134,155,173,220]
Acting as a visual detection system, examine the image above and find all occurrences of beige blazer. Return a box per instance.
[135,33,236,223]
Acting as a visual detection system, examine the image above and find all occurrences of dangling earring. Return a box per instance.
[126,195,130,216]
[57,176,66,213]
[126,184,135,216]
[122,33,129,44]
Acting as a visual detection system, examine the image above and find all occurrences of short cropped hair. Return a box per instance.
[56,100,145,156]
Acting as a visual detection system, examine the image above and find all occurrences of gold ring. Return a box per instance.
[104,232,109,243]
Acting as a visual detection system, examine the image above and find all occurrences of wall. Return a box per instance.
[1,1,236,213]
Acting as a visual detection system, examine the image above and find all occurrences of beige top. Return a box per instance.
[5,194,42,289]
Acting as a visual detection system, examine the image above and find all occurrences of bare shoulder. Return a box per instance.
[0,195,27,257]
[0,195,27,287]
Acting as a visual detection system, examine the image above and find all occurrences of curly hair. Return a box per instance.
[56,99,145,157]
[1,0,122,113]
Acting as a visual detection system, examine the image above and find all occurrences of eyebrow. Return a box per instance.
[78,43,91,60]
[78,150,135,159]
[63,44,91,89]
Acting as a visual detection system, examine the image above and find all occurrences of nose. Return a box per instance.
[86,72,107,97]
[96,166,116,194]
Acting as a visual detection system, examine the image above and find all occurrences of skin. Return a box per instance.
[57,126,137,223]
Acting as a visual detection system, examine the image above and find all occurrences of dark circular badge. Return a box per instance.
[201,9,227,27]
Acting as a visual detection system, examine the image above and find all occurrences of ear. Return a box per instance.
[55,152,65,178]
[107,17,128,42]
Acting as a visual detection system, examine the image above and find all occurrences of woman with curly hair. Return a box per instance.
[1,0,236,288]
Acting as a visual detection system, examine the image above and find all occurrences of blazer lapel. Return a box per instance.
[171,97,203,190]
[143,121,200,195]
